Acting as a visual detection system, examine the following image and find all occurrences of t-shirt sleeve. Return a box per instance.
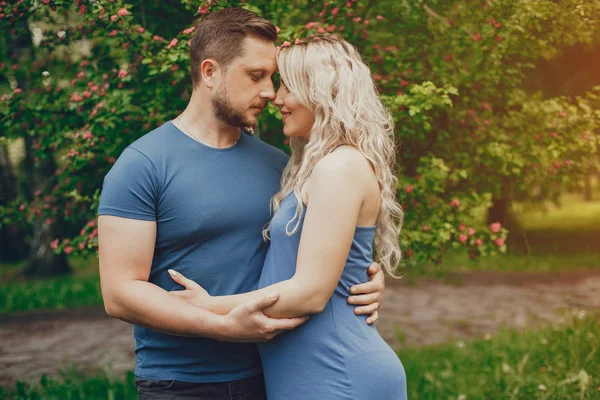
[98,146,159,221]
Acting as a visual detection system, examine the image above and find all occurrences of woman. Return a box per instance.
[171,36,407,399]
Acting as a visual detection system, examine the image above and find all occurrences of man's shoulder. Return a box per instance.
[245,133,288,164]
[128,122,175,157]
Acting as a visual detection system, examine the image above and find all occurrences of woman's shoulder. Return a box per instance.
[310,146,375,191]
[314,146,373,177]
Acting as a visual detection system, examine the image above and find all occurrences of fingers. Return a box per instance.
[353,302,379,317]
[168,269,201,290]
[367,262,382,275]
[247,292,280,312]
[366,311,379,325]
[349,280,380,295]
[267,316,309,332]
[169,290,190,301]
[347,292,381,306]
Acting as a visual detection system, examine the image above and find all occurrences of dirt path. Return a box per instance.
[1,269,599,386]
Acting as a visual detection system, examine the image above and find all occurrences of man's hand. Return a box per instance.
[347,262,385,324]
[218,293,309,343]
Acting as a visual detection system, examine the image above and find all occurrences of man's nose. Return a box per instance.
[259,89,276,100]
[259,79,276,100]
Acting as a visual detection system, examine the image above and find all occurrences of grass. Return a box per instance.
[0,256,102,313]
[399,315,600,400]
[399,317,600,400]
[1,316,597,399]
[0,371,137,400]
[439,251,600,273]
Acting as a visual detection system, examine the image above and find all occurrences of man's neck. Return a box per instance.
[175,92,241,149]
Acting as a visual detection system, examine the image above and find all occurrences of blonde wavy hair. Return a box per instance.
[264,35,404,277]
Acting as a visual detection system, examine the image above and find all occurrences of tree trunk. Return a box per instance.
[0,144,28,261]
[9,12,70,276]
[486,177,528,253]
[583,173,592,202]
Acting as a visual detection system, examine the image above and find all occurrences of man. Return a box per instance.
[98,8,385,400]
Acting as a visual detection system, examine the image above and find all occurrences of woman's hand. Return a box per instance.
[168,269,212,308]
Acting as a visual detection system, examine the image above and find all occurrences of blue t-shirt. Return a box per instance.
[98,121,287,383]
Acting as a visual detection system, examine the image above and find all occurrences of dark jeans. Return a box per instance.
[135,374,267,400]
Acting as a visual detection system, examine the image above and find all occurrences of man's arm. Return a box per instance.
[99,215,306,342]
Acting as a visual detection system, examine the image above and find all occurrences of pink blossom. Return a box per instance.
[110,15,118,22]
[197,5,209,14]
[137,27,145,33]
[117,8,129,16]
[404,185,414,193]
[82,131,93,140]
[450,198,460,208]
[182,26,195,35]
[14,88,23,94]
[316,26,325,34]
[459,234,467,244]
[353,17,362,23]
[70,93,83,102]
[83,90,91,98]
[583,133,589,140]
[458,224,466,231]
[400,79,409,87]
[376,15,384,20]
[475,239,483,246]
[468,227,475,236]
[275,26,280,33]
[64,246,74,254]
[109,30,118,37]
[79,60,90,67]
[472,32,482,41]
[281,41,291,47]
[422,225,430,232]
[78,242,86,250]
[332,7,339,16]
[167,38,178,49]
[117,69,128,78]
[305,22,317,30]
[326,25,336,32]
[490,222,502,233]
[494,238,504,246]
[51,239,59,249]
[152,35,163,41]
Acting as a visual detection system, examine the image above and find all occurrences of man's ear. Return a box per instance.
[200,58,220,89]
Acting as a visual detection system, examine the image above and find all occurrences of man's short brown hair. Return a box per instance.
[189,8,277,88]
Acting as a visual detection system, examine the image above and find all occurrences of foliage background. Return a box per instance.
[0,0,598,276]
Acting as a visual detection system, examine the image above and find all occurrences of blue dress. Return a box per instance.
[257,193,407,400]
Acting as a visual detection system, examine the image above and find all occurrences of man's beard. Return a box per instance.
[212,84,255,128]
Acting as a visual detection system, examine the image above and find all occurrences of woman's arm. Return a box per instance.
[171,151,369,319]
